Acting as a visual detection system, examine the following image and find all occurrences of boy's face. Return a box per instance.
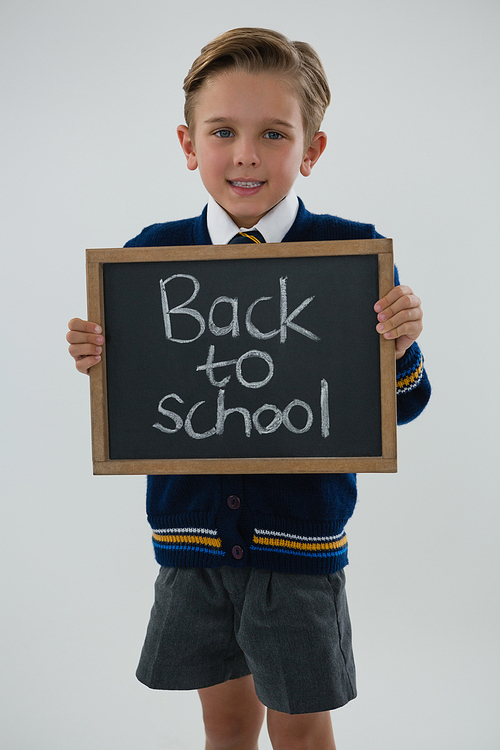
[177,71,326,228]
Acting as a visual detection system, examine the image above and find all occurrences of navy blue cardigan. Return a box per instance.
[125,199,431,574]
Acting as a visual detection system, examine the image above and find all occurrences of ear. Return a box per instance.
[300,131,327,177]
[177,125,198,171]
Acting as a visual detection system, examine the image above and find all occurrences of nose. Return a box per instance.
[233,137,260,168]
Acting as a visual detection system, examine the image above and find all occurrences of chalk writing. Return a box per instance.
[153,383,328,439]
[159,274,320,344]
[196,345,274,389]
[153,272,331,441]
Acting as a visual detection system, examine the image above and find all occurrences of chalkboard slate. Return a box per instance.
[86,240,396,474]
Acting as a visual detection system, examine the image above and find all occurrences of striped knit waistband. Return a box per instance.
[250,527,347,559]
[150,522,349,574]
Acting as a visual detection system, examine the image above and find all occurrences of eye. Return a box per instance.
[214,129,233,138]
[264,131,283,140]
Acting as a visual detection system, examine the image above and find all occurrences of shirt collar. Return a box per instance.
[207,191,299,245]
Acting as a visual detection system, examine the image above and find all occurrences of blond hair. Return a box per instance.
[183,28,331,147]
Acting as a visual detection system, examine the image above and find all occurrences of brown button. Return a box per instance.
[231,545,244,560]
[227,495,241,509]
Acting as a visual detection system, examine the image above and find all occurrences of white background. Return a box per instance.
[1,1,499,748]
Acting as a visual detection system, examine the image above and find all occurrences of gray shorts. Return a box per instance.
[136,566,356,715]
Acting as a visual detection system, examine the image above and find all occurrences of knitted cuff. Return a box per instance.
[396,342,424,395]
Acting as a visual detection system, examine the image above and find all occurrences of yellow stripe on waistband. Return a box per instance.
[252,535,347,552]
[152,533,222,548]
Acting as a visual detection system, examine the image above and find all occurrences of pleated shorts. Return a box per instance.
[136,565,356,715]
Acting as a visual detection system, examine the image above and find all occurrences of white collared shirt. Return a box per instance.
[207,191,299,245]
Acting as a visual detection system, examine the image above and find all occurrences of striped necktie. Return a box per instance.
[228,230,266,244]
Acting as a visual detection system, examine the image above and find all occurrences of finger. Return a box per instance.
[376,293,421,323]
[378,319,423,342]
[374,285,414,313]
[66,329,104,347]
[75,353,102,375]
[376,306,423,336]
[68,318,102,334]
[68,343,103,359]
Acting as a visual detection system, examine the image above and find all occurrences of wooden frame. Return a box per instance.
[87,239,396,474]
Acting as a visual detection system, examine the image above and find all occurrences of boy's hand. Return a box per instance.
[374,286,423,360]
[66,318,104,374]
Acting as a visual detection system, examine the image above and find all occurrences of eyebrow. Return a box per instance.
[203,117,295,129]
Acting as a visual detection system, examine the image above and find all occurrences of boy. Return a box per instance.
[67,28,430,750]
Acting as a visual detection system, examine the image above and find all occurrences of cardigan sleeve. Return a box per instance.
[395,341,430,424]
[392,266,431,425]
